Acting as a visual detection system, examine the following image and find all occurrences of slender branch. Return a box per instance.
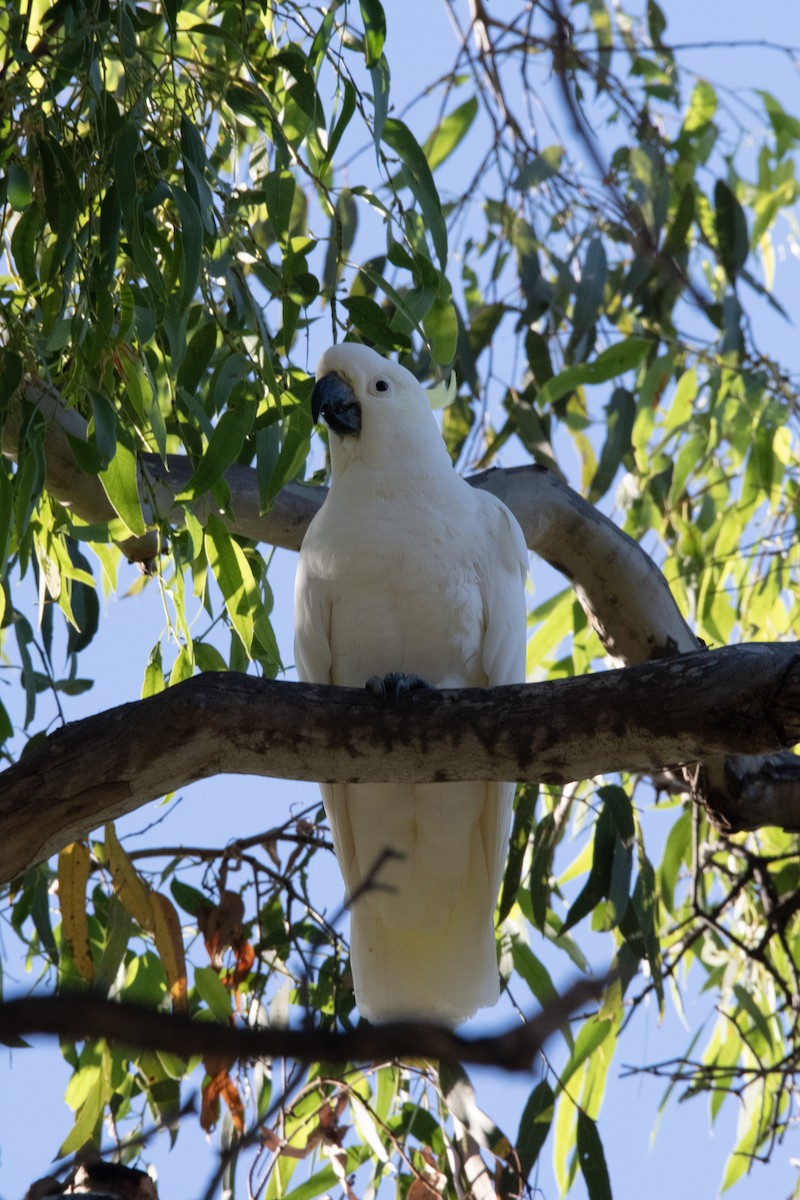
[1,642,799,883]
[0,977,604,1073]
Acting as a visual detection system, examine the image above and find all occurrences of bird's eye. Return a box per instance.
[375,379,389,392]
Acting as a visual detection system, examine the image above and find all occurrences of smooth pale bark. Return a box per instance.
[1,643,799,885]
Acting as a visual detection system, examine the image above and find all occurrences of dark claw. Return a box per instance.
[365,672,434,699]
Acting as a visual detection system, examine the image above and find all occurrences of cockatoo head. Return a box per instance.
[310,343,448,473]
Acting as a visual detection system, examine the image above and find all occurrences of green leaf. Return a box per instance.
[7,163,32,210]
[323,81,357,170]
[732,984,774,1051]
[499,784,537,921]
[682,79,717,136]
[714,179,749,281]
[576,1110,613,1200]
[757,90,800,157]
[588,387,635,502]
[171,879,212,918]
[422,291,458,364]
[439,1062,509,1155]
[98,438,146,537]
[10,205,41,287]
[382,118,448,268]
[517,1080,555,1176]
[262,403,312,512]
[424,96,478,171]
[263,169,297,247]
[204,516,256,655]
[562,808,614,934]
[175,393,255,501]
[559,1019,613,1094]
[537,337,651,408]
[658,807,690,913]
[94,897,133,995]
[530,811,557,930]
[370,55,391,152]
[359,0,386,68]
[511,145,564,190]
[170,184,203,311]
[194,966,233,1022]
[573,237,607,331]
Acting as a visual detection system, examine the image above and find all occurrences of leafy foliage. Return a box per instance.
[1,0,800,1196]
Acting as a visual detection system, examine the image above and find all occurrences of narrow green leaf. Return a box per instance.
[440,1062,508,1155]
[10,205,41,287]
[562,806,614,934]
[382,117,448,267]
[576,1110,613,1200]
[359,0,386,68]
[422,291,458,364]
[194,966,233,1022]
[588,387,635,502]
[537,337,651,408]
[98,439,146,537]
[262,403,312,512]
[171,879,212,918]
[175,392,256,502]
[517,1080,555,1176]
[170,184,203,311]
[424,96,478,171]
[95,897,133,994]
[573,237,607,331]
[732,985,774,1051]
[370,55,391,152]
[205,517,255,655]
[714,179,749,281]
[658,809,690,914]
[323,81,357,169]
[511,145,564,190]
[530,811,557,930]
[559,1020,613,1094]
[263,169,296,246]
[30,865,59,964]
[499,784,537,921]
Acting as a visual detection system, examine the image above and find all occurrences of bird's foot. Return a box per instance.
[365,672,434,699]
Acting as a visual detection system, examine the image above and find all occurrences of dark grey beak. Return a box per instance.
[311,372,362,436]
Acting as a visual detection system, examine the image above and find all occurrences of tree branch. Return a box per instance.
[0,977,604,1073]
[5,380,799,845]
[2,642,799,884]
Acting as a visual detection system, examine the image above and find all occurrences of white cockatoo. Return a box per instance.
[294,342,528,1024]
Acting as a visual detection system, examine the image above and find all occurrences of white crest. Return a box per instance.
[427,372,457,410]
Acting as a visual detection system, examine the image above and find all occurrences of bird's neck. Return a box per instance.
[328,423,459,497]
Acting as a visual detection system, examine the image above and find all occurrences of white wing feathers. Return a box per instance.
[294,343,527,1024]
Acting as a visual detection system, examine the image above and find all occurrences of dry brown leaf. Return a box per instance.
[199,889,245,968]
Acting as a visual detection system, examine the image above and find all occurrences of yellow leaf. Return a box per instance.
[104,822,154,931]
[58,842,95,984]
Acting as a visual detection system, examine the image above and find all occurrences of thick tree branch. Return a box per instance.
[0,977,604,1073]
[1,642,799,884]
[5,380,799,842]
